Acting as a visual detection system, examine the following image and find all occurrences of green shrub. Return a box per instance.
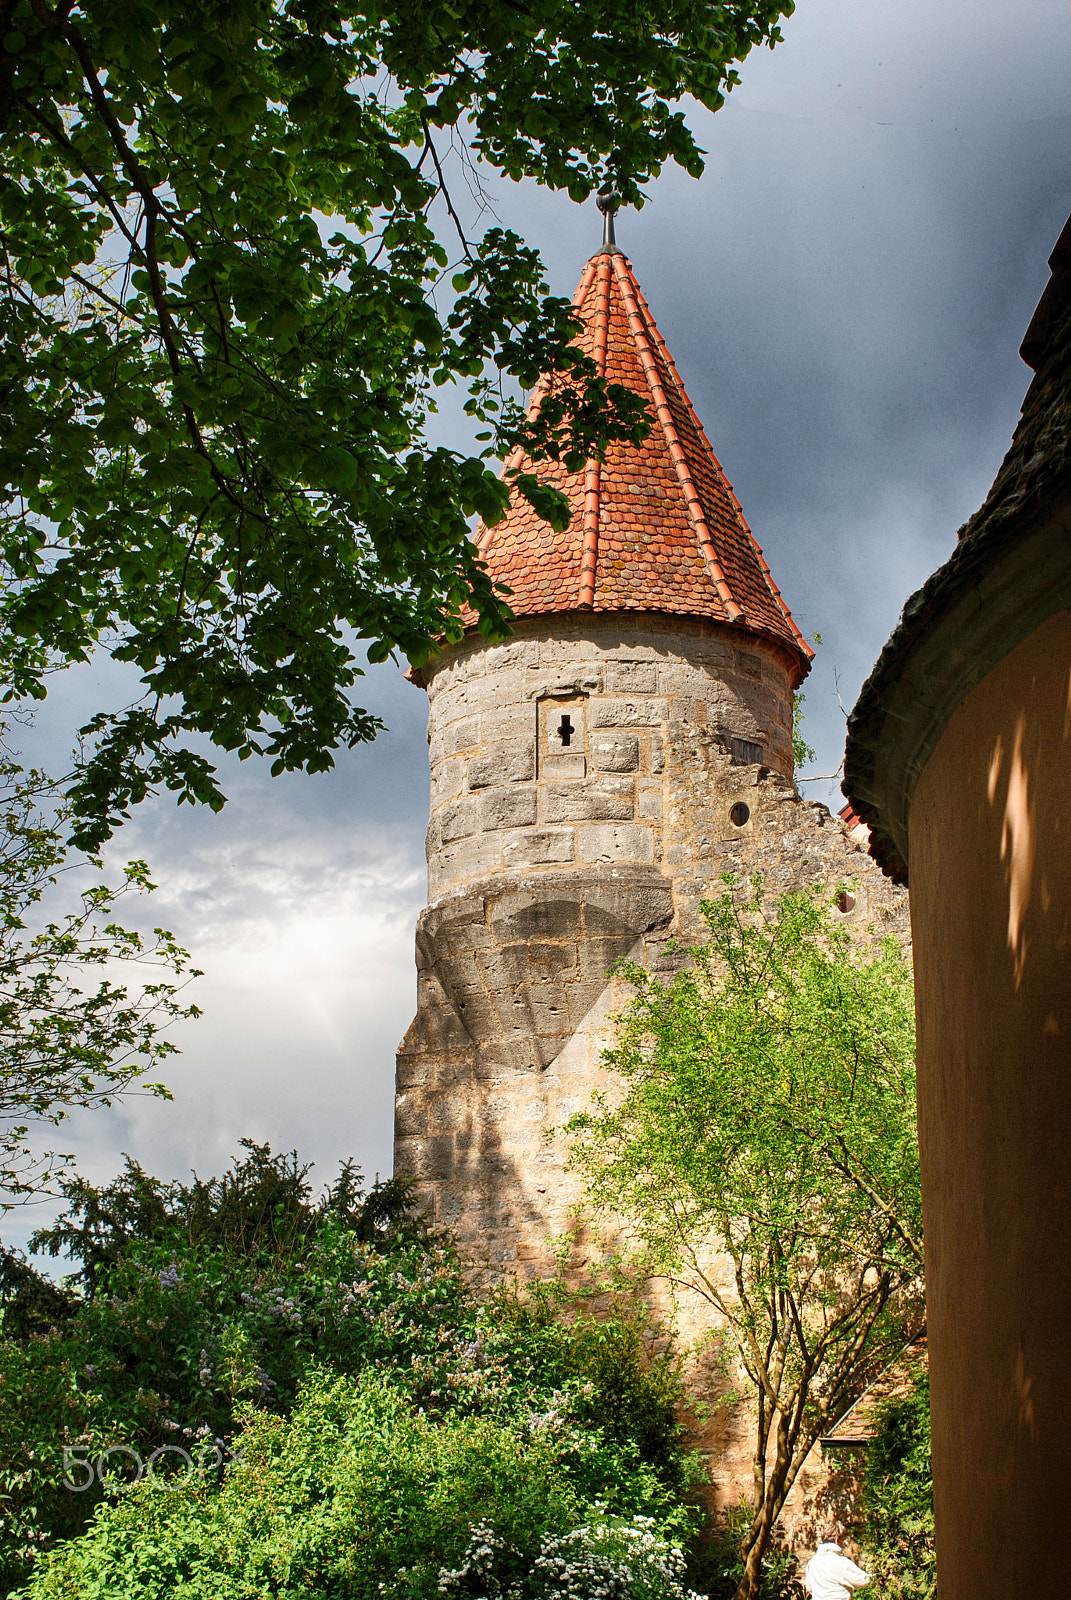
[13,1368,694,1600]
[487,1287,691,1500]
[860,1369,935,1598]
[0,1211,475,1587]
[685,1508,800,1600]
[0,1146,696,1593]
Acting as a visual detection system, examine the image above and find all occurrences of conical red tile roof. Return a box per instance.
[474,246,813,686]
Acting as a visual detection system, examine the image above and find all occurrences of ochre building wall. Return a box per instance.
[908,605,1071,1600]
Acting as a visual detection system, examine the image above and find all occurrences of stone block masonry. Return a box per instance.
[401,612,907,1259]
[422,614,797,900]
[396,611,909,1533]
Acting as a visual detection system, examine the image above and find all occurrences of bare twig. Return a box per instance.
[795,762,844,785]
[420,115,474,262]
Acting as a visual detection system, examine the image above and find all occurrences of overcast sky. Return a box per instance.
[7,0,1070,1253]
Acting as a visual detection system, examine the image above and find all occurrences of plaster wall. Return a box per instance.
[908,605,1071,1599]
[909,604,1069,1600]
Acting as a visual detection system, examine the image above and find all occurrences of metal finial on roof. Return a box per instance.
[596,194,620,254]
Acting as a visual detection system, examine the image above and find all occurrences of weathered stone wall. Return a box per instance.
[424,613,796,901]
[397,749,908,1269]
[395,611,911,1529]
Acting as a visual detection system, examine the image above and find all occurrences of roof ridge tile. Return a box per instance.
[579,255,611,608]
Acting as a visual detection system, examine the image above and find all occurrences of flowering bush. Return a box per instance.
[11,1372,696,1600]
[0,1148,694,1594]
[419,1517,705,1600]
[0,1215,476,1586]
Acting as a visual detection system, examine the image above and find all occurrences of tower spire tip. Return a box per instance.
[596,194,620,254]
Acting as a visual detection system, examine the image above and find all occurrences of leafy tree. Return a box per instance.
[791,693,815,770]
[0,0,794,849]
[791,633,820,770]
[566,883,925,1600]
[0,734,199,1208]
[25,1136,418,1292]
[0,1246,71,1341]
[0,1143,693,1592]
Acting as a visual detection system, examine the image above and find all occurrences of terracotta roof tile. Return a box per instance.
[473,248,813,684]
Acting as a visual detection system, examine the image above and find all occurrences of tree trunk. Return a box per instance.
[733,1425,797,1600]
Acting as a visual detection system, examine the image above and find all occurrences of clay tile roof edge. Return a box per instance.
[626,269,814,663]
[610,252,744,621]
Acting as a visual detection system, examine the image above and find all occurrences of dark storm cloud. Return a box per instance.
[514,0,1070,787]
[5,657,431,1253]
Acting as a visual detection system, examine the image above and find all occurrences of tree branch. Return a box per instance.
[420,114,474,262]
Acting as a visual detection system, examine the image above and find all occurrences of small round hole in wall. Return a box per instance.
[729,802,750,828]
[836,890,856,914]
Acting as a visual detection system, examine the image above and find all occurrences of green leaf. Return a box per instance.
[512,473,572,532]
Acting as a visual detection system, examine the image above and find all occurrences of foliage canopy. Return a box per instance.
[860,1366,935,1599]
[0,0,794,847]
[12,1370,699,1600]
[0,1142,694,1594]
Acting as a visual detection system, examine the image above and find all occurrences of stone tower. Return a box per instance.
[395,223,908,1281]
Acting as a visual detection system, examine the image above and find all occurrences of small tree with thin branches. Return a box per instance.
[566,882,924,1600]
[0,732,200,1209]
